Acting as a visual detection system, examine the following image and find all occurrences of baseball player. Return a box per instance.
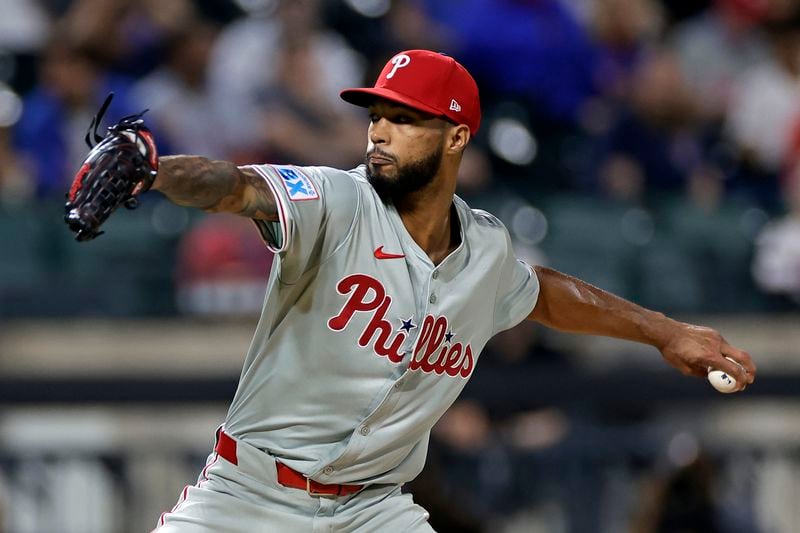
[67,49,756,532]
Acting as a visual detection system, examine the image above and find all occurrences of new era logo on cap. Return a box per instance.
[339,49,481,135]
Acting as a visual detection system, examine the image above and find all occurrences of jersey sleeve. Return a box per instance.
[245,164,359,279]
[492,227,540,335]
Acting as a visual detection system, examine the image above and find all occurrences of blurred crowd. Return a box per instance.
[0,0,800,301]
[2,2,800,531]
[1,0,800,309]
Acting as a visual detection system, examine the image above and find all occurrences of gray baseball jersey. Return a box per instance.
[224,163,539,486]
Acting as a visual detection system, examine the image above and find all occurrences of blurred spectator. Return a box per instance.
[723,8,800,207]
[686,164,727,213]
[670,0,771,122]
[484,321,567,368]
[455,145,493,199]
[256,34,366,167]
[455,145,519,214]
[12,29,135,198]
[574,0,668,195]
[60,0,195,76]
[463,321,571,417]
[131,18,227,158]
[207,0,366,165]
[427,322,572,526]
[427,0,600,124]
[590,48,714,200]
[0,127,32,203]
[384,0,453,54]
[588,0,665,102]
[434,400,493,455]
[0,85,32,203]
[405,416,487,532]
[0,0,50,53]
[0,0,51,94]
[175,214,274,317]
[752,170,800,305]
[763,0,800,20]
[0,468,6,533]
[726,10,800,173]
[455,146,549,266]
[631,455,725,533]
[660,164,764,312]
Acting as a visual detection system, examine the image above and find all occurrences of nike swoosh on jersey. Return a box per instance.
[374,246,405,260]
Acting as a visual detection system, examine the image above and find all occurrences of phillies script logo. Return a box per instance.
[327,274,474,378]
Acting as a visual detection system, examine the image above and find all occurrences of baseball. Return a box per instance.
[707,357,739,393]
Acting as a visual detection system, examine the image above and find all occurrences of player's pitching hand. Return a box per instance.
[659,323,755,392]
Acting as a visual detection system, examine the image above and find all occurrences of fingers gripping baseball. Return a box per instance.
[660,324,756,392]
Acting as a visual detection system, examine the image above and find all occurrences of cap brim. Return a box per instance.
[340,87,443,118]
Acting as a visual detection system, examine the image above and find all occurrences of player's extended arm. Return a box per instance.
[528,266,756,389]
[153,155,278,221]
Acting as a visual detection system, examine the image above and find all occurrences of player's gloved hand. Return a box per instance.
[659,323,756,391]
[64,93,159,241]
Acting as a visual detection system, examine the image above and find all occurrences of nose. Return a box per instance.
[368,117,388,146]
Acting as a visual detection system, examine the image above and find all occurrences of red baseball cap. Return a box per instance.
[340,49,481,135]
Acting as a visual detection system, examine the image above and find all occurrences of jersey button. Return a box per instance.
[359,425,371,436]
[431,271,439,280]
[429,294,437,304]
[322,466,334,475]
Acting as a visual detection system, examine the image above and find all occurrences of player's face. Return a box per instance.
[365,101,447,202]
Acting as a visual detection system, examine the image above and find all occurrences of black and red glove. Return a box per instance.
[64,93,159,241]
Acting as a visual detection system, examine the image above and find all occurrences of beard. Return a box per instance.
[366,142,444,203]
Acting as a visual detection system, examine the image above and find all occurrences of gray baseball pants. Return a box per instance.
[152,430,435,532]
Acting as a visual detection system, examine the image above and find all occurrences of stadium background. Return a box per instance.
[1,0,799,531]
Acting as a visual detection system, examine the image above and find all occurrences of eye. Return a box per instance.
[368,113,379,123]
[394,114,413,124]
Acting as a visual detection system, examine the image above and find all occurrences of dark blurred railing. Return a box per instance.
[0,367,796,406]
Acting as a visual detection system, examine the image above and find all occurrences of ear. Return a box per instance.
[445,124,471,155]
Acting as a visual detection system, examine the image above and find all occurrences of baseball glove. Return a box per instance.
[64,93,159,241]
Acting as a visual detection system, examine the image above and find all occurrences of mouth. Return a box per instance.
[367,152,395,166]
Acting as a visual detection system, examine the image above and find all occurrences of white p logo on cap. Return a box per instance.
[386,54,411,79]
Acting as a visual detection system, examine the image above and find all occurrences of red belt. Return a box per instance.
[215,429,363,497]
